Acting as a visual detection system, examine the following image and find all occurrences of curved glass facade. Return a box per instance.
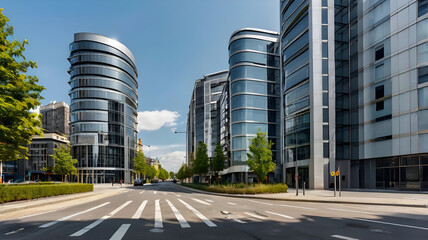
[69,33,138,184]
[229,29,280,166]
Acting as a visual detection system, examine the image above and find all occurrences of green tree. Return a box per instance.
[133,150,148,179]
[169,171,174,179]
[194,142,209,183]
[147,165,157,179]
[247,130,276,183]
[212,142,225,182]
[0,9,45,174]
[176,164,185,181]
[47,145,77,182]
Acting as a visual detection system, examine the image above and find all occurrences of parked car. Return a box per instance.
[133,179,144,186]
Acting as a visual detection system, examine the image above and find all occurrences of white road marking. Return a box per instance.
[178,199,217,227]
[154,200,163,228]
[279,204,316,210]
[166,199,190,228]
[109,224,131,240]
[70,201,132,237]
[175,194,181,197]
[5,228,24,235]
[326,208,375,215]
[191,198,211,205]
[331,235,359,240]
[139,190,146,195]
[227,202,237,206]
[40,202,111,228]
[243,212,266,220]
[132,200,148,219]
[266,211,294,219]
[204,199,213,203]
[110,224,131,240]
[355,218,428,231]
[233,218,246,224]
[248,200,273,206]
[154,191,157,194]
[17,209,58,219]
[124,191,128,193]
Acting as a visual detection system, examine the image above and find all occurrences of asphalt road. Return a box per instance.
[1,182,428,240]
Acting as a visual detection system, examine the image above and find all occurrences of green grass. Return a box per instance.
[182,182,288,194]
[0,183,93,203]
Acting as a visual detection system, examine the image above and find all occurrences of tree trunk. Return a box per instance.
[0,161,2,183]
[62,175,64,183]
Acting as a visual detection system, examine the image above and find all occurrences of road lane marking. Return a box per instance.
[279,204,316,210]
[248,200,273,206]
[166,199,190,228]
[191,198,211,205]
[227,202,237,205]
[174,193,181,197]
[266,211,294,219]
[18,209,59,219]
[331,235,359,240]
[233,218,246,224]
[132,200,148,219]
[154,191,157,194]
[243,212,266,220]
[40,202,111,228]
[109,224,131,240]
[124,191,128,193]
[178,199,217,227]
[154,200,163,228]
[354,218,428,231]
[139,190,146,195]
[204,199,213,203]
[70,201,132,237]
[326,208,375,215]
[5,228,24,235]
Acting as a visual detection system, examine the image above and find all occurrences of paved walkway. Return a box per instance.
[178,185,428,208]
[0,184,130,215]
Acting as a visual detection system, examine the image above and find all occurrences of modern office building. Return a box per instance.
[40,101,70,138]
[68,33,138,184]
[280,0,428,190]
[222,28,281,183]
[186,71,228,167]
[219,82,231,168]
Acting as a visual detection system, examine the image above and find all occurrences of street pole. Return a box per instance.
[0,161,2,183]
[334,169,336,197]
[339,167,341,197]
[302,172,305,196]
[295,160,298,196]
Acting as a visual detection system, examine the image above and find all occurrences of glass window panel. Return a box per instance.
[229,38,274,55]
[418,109,428,130]
[232,136,252,150]
[232,109,272,122]
[231,80,278,95]
[419,86,428,107]
[322,25,328,40]
[417,18,428,42]
[285,82,309,105]
[285,65,309,90]
[322,42,328,58]
[231,95,278,109]
[285,112,310,134]
[230,65,278,81]
[322,59,329,74]
[375,64,384,81]
[232,123,268,136]
[323,108,329,122]
[285,96,309,115]
[418,66,428,84]
[375,85,384,99]
[282,14,309,47]
[323,92,328,106]
[297,145,310,160]
[323,125,329,140]
[419,0,428,17]
[284,49,309,77]
[285,148,296,163]
[375,47,384,61]
[323,76,329,90]
[283,31,309,62]
[282,0,308,33]
[323,142,329,158]
[230,51,279,68]
[322,9,328,24]
[232,150,247,164]
[418,42,428,64]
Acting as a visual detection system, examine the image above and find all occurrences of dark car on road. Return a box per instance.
[133,179,144,186]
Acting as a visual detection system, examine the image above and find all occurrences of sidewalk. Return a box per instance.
[0,184,130,215]
[178,185,428,208]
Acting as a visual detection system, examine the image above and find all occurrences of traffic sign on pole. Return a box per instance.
[336,170,340,176]
[330,171,335,176]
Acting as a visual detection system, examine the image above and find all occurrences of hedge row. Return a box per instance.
[0,183,93,203]
[182,183,288,194]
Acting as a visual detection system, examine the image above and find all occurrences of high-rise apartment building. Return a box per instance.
[40,101,70,138]
[68,33,138,184]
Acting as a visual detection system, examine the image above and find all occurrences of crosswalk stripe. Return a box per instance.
[70,201,132,237]
[154,200,163,228]
[40,202,110,228]
[191,198,211,205]
[166,199,191,228]
[154,191,157,194]
[132,200,148,219]
[244,212,266,220]
[266,211,294,219]
[233,218,247,224]
[109,224,131,240]
[204,199,213,203]
[139,190,146,195]
[178,199,217,227]
[227,202,237,206]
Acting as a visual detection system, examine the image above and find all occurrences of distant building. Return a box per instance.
[40,101,70,138]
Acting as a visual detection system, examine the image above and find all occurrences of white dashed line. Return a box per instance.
[279,204,316,210]
[354,218,428,231]
[154,191,157,194]
[266,211,294,219]
[40,202,111,228]
[227,202,237,205]
[191,198,211,205]
[204,199,213,203]
[154,200,163,228]
[331,235,359,240]
[326,208,375,215]
[178,199,217,227]
[109,224,131,240]
[139,190,145,195]
[132,200,148,219]
[166,199,190,228]
[70,201,132,237]
[5,228,24,235]
[248,200,273,205]
[243,212,266,220]
[233,218,246,224]
[17,209,58,219]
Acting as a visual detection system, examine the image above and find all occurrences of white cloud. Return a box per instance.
[137,110,180,131]
[158,151,186,173]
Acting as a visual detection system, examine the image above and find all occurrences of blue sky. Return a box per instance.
[3,0,279,171]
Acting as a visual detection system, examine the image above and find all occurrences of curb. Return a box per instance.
[0,189,124,215]
[176,184,428,208]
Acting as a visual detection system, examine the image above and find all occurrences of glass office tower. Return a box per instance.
[68,33,138,184]
[226,28,280,183]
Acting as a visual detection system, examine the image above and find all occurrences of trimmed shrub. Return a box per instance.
[0,183,93,203]
[182,183,288,194]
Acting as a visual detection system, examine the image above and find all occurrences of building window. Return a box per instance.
[322,9,328,24]
[375,85,384,111]
[418,65,428,84]
[419,0,428,17]
[323,76,328,90]
[375,64,384,81]
[322,25,328,40]
[323,142,329,158]
[375,46,384,61]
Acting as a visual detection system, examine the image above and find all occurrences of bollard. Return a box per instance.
[303,181,305,196]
